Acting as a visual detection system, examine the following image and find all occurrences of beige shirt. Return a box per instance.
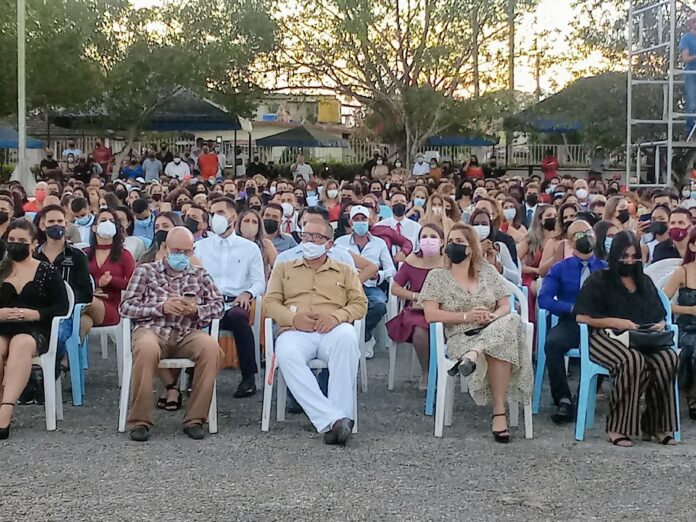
[265,257,368,330]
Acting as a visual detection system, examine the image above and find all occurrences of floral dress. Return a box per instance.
[420,264,533,406]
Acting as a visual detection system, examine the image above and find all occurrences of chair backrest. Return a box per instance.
[503,279,529,325]
[657,288,674,326]
[644,258,682,285]
[64,281,75,316]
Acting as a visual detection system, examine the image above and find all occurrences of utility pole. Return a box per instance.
[535,37,541,101]
[17,0,26,183]
[506,0,515,167]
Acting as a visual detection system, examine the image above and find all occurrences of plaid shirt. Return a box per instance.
[119,260,224,341]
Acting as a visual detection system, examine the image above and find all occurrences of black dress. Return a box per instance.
[0,262,69,354]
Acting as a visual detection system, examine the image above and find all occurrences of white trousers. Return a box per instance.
[275,323,359,432]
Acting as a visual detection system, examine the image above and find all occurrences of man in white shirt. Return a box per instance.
[164,154,191,180]
[214,145,227,177]
[412,154,430,177]
[291,154,314,182]
[376,191,421,249]
[195,197,266,398]
[279,192,298,234]
[335,205,395,357]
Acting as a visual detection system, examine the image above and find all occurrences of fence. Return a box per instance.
[500,144,590,167]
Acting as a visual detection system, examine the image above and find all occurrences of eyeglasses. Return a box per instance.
[169,248,193,256]
[572,231,593,240]
[299,232,330,242]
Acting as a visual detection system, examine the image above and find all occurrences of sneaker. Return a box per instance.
[550,401,574,425]
[363,337,376,359]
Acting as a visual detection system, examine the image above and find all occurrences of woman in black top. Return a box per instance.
[574,231,678,447]
[0,220,69,438]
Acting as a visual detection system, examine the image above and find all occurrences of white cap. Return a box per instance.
[135,177,145,183]
[350,205,370,219]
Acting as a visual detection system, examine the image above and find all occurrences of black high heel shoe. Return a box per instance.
[491,412,510,443]
[448,351,478,377]
[0,402,15,440]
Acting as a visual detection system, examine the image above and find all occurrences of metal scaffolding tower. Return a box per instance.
[627,0,696,188]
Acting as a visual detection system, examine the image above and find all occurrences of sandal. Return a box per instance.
[163,385,182,412]
[448,350,478,377]
[0,402,15,440]
[157,382,179,410]
[491,412,510,443]
[642,433,677,446]
[608,435,633,447]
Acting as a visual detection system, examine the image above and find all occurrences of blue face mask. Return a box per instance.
[307,190,317,197]
[352,221,369,236]
[75,215,92,226]
[604,237,613,253]
[167,252,190,272]
[414,197,426,207]
[135,216,152,227]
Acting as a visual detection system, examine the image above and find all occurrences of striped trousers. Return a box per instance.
[589,330,678,436]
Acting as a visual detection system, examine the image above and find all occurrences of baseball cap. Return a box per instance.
[349,205,370,219]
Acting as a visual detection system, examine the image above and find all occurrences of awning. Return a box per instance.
[256,125,349,148]
[0,126,44,149]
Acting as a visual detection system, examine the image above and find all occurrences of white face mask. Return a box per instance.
[376,160,383,165]
[473,224,491,241]
[432,207,442,215]
[576,188,589,200]
[210,213,230,236]
[173,158,181,164]
[281,202,294,217]
[270,186,277,195]
[302,241,327,260]
[96,220,117,240]
[503,208,516,220]
[327,189,338,199]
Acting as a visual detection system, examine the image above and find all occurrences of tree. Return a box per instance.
[274,0,537,162]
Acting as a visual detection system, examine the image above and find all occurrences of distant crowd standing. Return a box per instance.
[0,140,694,449]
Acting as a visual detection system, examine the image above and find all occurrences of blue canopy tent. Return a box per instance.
[256,125,349,148]
[520,118,582,134]
[0,125,44,149]
[425,135,498,147]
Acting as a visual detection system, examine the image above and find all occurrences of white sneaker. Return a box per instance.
[363,337,376,359]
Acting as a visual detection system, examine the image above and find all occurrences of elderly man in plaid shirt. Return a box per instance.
[120,227,224,442]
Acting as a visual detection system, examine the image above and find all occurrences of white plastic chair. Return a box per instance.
[117,317,221,434]
[92,322,124,380]
[261,317,362,433]
[386,285,420,391]
[31,282,74,431]
[432,281,533,439]
[645,258,682,285]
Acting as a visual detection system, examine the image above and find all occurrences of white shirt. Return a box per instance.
[376,216,421,250]
[62,147,82,158]
[293,163,314,182]
[194,232,266,298]
[275,244,356,270]
[412,162,430,177]
[75,215,95,244]
[165,161,191,180]
[334,233,395,286]
[280,212,298,234]
[216,153,227,175]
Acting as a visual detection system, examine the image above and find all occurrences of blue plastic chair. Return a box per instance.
[574,289,681,441]
[63,302,89,405]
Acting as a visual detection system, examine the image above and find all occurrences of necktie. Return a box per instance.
[526,209,533,226]
[396,222,402,236]
[580,261,591,287]
[285,220,291,234]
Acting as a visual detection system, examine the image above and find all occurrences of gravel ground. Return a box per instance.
[2,343,696,522]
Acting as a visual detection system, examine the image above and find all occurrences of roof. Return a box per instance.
[256,125,348,148]
[0,125,44,149]
[425,135,498,147]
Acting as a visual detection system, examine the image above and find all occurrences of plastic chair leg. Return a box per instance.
[444,377,455,427]
[115,331,124,383]
[118,357,132,433]
[276,371,287,422]
[55,376,64,421]
[434,365,449,437]
[352,379,358,434]
[66,340,84,406]
[42,357,57,431]
[261,369,273,432]
[424,328,438,416]
[524,400,534,439]
[460,376,468,393]
[359,350,368,393]
[208,380,218,434]
[532,347,546,414]
[586,374,598,429]
[100,333,108,359]
[387,340,397,391]
[575,372,592,441]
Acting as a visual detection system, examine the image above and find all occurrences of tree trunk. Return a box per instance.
[113,125,137,180]
[506,0,515,168]
[472,12,480,98]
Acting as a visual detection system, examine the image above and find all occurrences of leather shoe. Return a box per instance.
[233,377,257,398]
[129,425,150,442]
[183,423,205,440]
[550,401,574,425]
[323,418,352,445]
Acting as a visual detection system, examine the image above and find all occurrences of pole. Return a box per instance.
[505,0,515,168]
[17,0,26,183]
[667,0,676,187]
[626,1,633,187]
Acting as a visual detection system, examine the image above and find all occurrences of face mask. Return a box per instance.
[414,197,426,207]
[650,221,668,236]
[210,213,229,236]
[167,252,190,272]
[263,219,279,234]
[6,242,30,262]
[525,194,538,207]
[153,229,168,247]
[376,160,383,165]
[545,186,555,194]
[96,220,117,239]
[115,190,128,200]
[432,207,442,215]
[75,215,92,226]
[669,226,690,242]
[503,208,516,220]
[247,187,256,196]
[617,209,630,224]
[576,188,589,200]
[184,217,200,234]
[241,223,258,238]
[307,190,317,197]
[327,189,338,199]
[35,189,47,203]
[173,158,181,164]
[682,189,691,199]
[46,225,66,240]
[542,218,557,231]
[444,243,468,264]
[281,203,294,217]
[352,222,369,236]
[135,216,152,227]
[302,241,327,260]
[0,211,9,225]
[616,261,641,278]
[473,224,491,241]
[250,204,262,212]
[214,147,220,153]
[575,234,595,255]
[392,203,406,217]
[420,237,441,257]
[604,237,613,253]
[395,162,402,168]
[270,186,277,195]
[151,193,162,202]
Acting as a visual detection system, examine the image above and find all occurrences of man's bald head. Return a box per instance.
[166,226,194,251]
[568,219,590,237]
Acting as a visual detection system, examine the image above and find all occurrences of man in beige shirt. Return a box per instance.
[265,219,368,445]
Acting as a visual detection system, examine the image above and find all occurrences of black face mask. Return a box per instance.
[392,203,406,217]
[444,243,469,264]
[542,218,557,231]
[263,219,279,234]
[372,190,382,198]
[115,190,128,201]
[6,242,30,262]
[153,229,168,247]
[0,211,9,225]
[250,205,262,212]
[247,187,256,196]
[617,261,641,277]
[46,225,66,240]
[183,218,199,234]
[650,221,668,236]
[526,194,539,207]
[461,188,473,197]
[617,209,630,224]
[151,193,162,202]
[563,220,573,232]
[575,234,595,255]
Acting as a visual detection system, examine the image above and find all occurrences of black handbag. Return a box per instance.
[627,328,674,355]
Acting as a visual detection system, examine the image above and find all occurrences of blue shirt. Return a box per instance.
[133,215,155,241]
[538,255,607,318]
[122,165,144,179]
[680,32,696,70]
[334,233,395,287]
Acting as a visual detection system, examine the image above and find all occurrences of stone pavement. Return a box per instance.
[2,344,696,521]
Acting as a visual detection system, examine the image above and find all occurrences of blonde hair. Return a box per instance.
[446,223,482,278]
[422,193,452,236]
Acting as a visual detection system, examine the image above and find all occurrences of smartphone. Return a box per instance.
[639,214,651,223]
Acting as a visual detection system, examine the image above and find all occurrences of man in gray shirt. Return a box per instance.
[262,203,297,253]
[142,150,163,182]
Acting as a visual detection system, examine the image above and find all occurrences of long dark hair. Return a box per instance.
[139,212,183,264]
[607,230,648,294]
[593,220,615,261]
[88,209,125,262]
[0,219,37,283]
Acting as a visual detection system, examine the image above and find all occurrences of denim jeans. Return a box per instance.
[686,73,696,135]
[363,286,388,342]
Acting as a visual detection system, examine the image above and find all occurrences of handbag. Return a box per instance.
[606,326,673,355]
